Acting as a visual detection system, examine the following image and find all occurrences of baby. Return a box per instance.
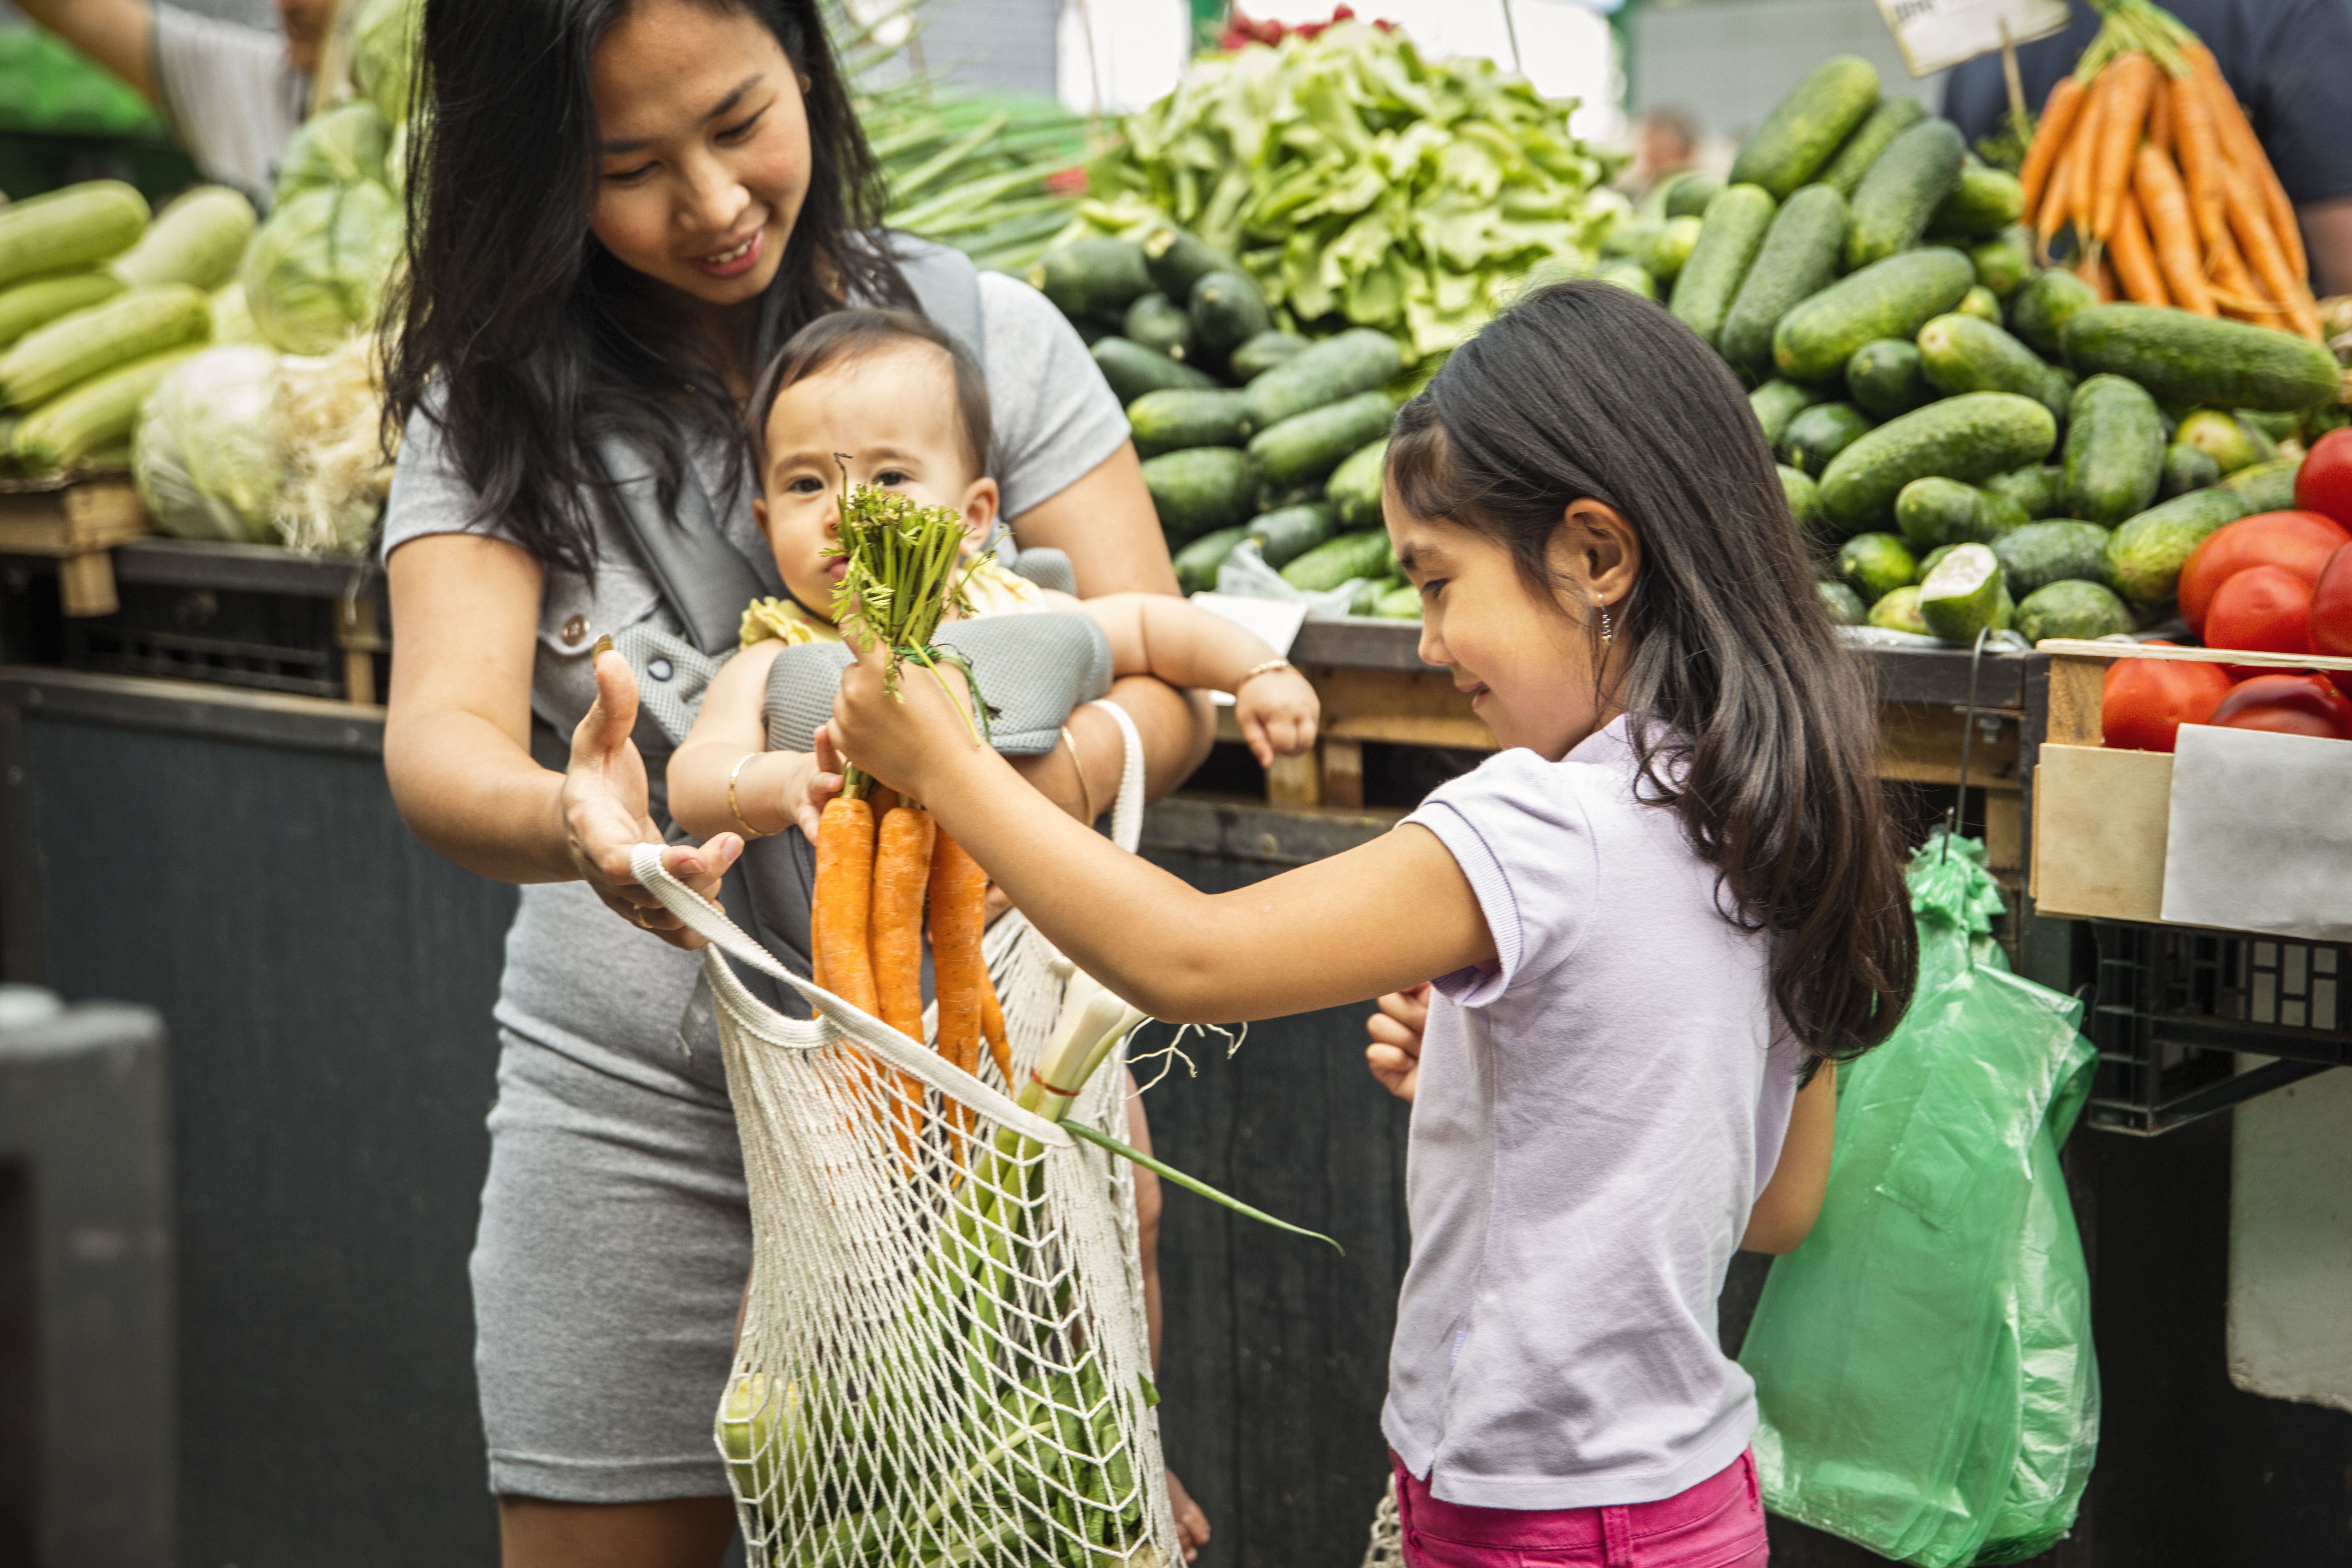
[670,307,1322,844]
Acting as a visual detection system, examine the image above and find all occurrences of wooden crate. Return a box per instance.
[0,471,153,617]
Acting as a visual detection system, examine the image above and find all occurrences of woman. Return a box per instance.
[377,0,1214,1560]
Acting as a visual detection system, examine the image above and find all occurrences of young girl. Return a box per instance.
[822,280,1918,1564]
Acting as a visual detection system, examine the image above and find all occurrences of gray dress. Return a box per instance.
[378,272,1128,1502]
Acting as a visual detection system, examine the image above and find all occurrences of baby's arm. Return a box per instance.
[669,642,835,843]
[1059,591,1320,766]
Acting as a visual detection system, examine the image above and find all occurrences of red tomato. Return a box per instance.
[2176,511,2351,633]
[2294,428,2352,530]
[2311,543,2352,700]
[2207,673,2352,741]
[2203,565,2314,669]
[2101,645,2236,751]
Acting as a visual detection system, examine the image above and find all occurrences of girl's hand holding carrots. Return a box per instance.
[828,632,995,811]
[1365,982,1430,1104]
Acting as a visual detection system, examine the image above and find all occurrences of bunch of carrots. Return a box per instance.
[807,483,1010,1161]
[2018,0,2323,341]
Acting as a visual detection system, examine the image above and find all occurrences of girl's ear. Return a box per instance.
[961,475,1001,551]
[1559,499,1642,607]
[752,495,770,537]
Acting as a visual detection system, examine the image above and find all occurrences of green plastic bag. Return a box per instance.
[1739,834,2098,1567]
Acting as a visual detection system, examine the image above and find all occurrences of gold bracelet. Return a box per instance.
[1060,723,1098,824]
[1239,657,1293,689]
[727,753,772,840]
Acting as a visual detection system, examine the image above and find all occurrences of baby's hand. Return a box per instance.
[793,730,850,843]
[1234,667,1320,768]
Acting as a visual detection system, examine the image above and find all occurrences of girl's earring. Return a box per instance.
[1596,596,1614,646]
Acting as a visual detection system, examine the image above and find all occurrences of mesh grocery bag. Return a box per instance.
[627,712,1178,1568]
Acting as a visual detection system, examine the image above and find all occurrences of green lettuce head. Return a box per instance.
[273,100,391,205]
[133,343,285,543]
[351,0,425,128]
[240,180,403,355]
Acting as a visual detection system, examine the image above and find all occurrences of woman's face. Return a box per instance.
[588,0,813,312]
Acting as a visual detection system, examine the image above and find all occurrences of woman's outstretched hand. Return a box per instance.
[827,633,983,804]
[1365,982,1430,1103]
[564,642,741,948]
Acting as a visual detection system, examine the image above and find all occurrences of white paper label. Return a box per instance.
[1188,593,1307,706]
[1872,0,2070,77]
[2161,724,2352,941]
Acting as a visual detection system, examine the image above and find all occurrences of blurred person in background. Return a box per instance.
[8,0,326,206]
[1944,0,2352,296]
[1624,107,1698,200]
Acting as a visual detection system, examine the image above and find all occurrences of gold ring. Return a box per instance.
[630,904,657,930]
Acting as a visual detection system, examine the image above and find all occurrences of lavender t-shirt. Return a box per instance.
[1385,717,1804,1510]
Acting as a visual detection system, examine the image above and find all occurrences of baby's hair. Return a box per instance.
[1388,280,1917,1063]
[747,307,994,479]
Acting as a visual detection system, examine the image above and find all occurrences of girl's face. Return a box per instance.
[1387,495,1633,760]
[589,0,812,313]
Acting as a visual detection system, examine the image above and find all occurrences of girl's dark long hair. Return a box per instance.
[1389,281,1916,1060]
[384,0,909,577]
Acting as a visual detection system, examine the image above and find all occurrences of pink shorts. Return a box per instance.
[1390,1449,1770,1568]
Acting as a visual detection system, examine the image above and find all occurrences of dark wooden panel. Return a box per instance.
[10,713,513,1568]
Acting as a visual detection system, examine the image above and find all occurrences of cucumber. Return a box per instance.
[1173,525,1248,594]
[2160,441,2221,498]
[1780,464,1828,538]
[1664,175,1724,221]
[1846,339,1935,420]
[1030,238,1153,319]
[1926,165,2026,239]
[1372,580,1422,619]
[1245,503,1336,568]
[1140,447,1258,544]
[1729,56,1881,200]
[1783,401,1874,476]
[2104,487,2252,604]
[1773,247,1974,383]
[1818,391,2058,532]
[1917,542,2014,640]
[1751,378,1824,447]
[2015,579,2133,642]
[1239,328,1401,435]
[1984,463,2065,519]
[2063,373,2165,525]
[1593,259,1658,299]
[1894,476,2029,548]
[1228,330,1311,380]
[1189,270,1273,362]
[1916,542,1961,582]
[1671,184,1777,350]
[1968,225,2035,300]
[1916,312,2069,419]
[1719,184,1848,384]
[2060,303,2342,412]
[2240,408,2297,442]
[1246,390,1393,489]
[1994,519,2111,599]
[2007,268,2095,356]
[1122,292,1197,363]
[2172,408,2264,473]
[1281,528,1394,592]
[1818,97,1927,198]
[1868,584,1932,634]
[2219,456,2302,513]
[1142,225,1229,303]
[1818,579,1868,625]
[1837,531,1917,603]
[1325,436,1389,530]
[1648,217,1703,281]
[1127,387,1249,458]
[1845,118,1966,270]
[1092,337,1214,404]
[1957,285,2003,324]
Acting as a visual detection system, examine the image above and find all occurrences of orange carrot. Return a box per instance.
[2069,68,2110,250]
[2036,144,2079,264]
[2109,189,2170,306]
[2134,144,2214,315]
[980,975,1012,1090]
[2019,74,2087,217]
[2077,253,2118,303]
[2145,73,2173,155]
[2170,65,2227,251]
[2187,43,2305,281]
[814,796,878,1015]
[810,903,827,992]
[927,828,989,1140]
[2224,177,2325,340]
[2092,52,2159,243]
[868,804,936,1163]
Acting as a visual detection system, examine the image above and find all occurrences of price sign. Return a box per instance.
[1872,0,2070,77]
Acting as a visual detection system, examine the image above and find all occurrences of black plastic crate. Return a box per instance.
[2086,920,2351,1133]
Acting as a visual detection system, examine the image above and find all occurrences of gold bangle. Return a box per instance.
[1239,657,1293,689]
[1060,723,1098,825]
[727,753,772,840]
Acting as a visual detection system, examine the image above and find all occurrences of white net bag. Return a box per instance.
[629,705,1177,1568]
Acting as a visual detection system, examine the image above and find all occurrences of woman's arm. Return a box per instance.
[828,636,1491,1019]
[383,533,735,944]
[1740,1063,1837,1254]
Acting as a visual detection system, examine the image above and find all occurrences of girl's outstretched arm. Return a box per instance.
[830,638,1493,1021]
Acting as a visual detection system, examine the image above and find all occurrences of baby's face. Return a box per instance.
[755,340,995,616]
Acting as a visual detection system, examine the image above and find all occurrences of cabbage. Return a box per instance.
[209,281,260,343]
[351,0,424,128]
[273,101,390,204]
[133,344,285,542]
[240,180,402,355]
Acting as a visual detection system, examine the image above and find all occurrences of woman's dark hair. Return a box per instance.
[746,308,993,478]
[1388,281,1916,1060]
[384,0,911,578]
